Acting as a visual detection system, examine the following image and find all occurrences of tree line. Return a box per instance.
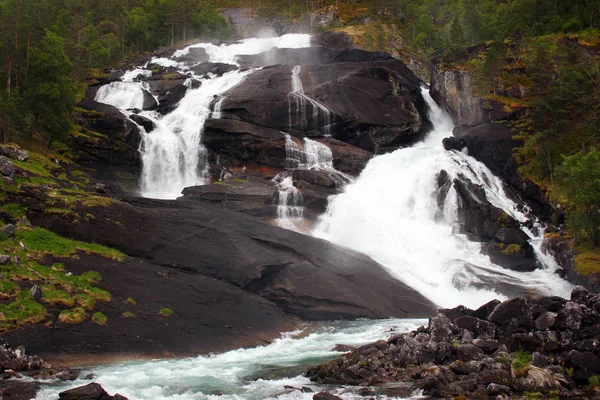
[0,0,230,147]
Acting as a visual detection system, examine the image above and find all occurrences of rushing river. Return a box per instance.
[35,319,425,400]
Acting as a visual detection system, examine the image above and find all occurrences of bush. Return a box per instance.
[158,308,174,317]
[91,312,107,326]
[556,150,600,246]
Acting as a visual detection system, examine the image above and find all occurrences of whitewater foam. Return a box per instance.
[313,88,573,308]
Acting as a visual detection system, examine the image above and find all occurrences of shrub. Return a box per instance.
[158,308,174,317]
[589,374,600,388]
[91,312,107,326]
[58,307,87,324]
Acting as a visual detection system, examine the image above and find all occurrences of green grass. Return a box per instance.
[40,286,75,307]
[512,349,532,377]
[0,280,20,299]
[80,271,102,284]
[12,153,55,178]
[92,312,107,326]
[574,244,600,276]
[0,298,47,331]
[58,307,87,324]
[158,308,174,317]
[15,228,125,260]
[0,204,26,219]
[502,244,522,256]
[589,375,600,388]
[126,297,136,305]
[74,293,96,310]
[122,311,135,318]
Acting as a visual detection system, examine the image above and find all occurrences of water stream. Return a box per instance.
[35,319,424,400]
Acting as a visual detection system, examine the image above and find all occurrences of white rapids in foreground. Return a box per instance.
[314,88,573,309]
[35,319,425,400]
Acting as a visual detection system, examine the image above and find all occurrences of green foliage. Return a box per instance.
[512,349,532,376]
[126,297,136,305]
[556,150,600,246]
[0,280,19,298]
[0,204,26,219]
[122,311,135,318]
[158,307,174,317]
[40,285,75,307]
[58,307,87,324]
[24,31,77,148]
[590,375,600,388]
[0,298,47,331]
[92,312,107,326]
[502,244,522,256]
[74,293,96,310]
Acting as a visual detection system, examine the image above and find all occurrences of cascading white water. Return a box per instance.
[95,34,314,199]
[35,318,425,400]
[284,134,333,170]
[288,66,332,135]
[161,34,312,67]
[275,176,304,221]
[314,88,573,309]
[138,71,252,199]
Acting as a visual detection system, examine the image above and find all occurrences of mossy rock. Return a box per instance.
[58,307,87,324]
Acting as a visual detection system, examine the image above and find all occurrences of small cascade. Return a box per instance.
[138,71,252,199]
[274,176,304,223]
[211,96,226,119]
[314,87,573,309]
[95,81,148,110]
[288,66,332,135]
[284,134,333,170]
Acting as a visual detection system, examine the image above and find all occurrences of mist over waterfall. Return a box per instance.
[314,88,573,309]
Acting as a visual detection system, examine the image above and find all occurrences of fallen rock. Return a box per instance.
[0,156,15,177]
[58,382,128,400]
[0,145,28,161]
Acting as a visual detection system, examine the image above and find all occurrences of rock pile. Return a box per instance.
[307,286,600,399]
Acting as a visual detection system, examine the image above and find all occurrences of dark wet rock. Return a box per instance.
[58,382,127,400]
[535,311,557,331]
[222,60,430,153]
[190,62,238,76]
[181,179,276,218]
[129,114,156,133]
[0,340,43,372]
[312,391,342,400]
[331,344,355,352]
[488,297,531,325]
[0,382,40,400]
[481,240,538,272]
[473,339,500,354]
[487,383,511,396]
[11,197,436,359]
[472,299,502,319]
[556,302,585,331]
[457,344,484,361]
[175,47,209,64]
[505,333,542,353]
[141,89,158,110]
[74,98,141,177]
[147,78,187,114]
[442,136,466,151]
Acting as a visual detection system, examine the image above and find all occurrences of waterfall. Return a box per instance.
[288,66,332,135]
[94,34,313,199]
[284,134,333,169]
[138,71,252,199]
[314,88,573,309]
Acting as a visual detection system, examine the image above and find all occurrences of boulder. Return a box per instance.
[0,155,15,177]
[512,366,561,392]
[190,62,238,76]
[0,145,28,161]
[58,382,127,400]
[141,89,158,110]
[129,114,156,133]
[0,224,15,238]
[146,78,188,114]
[222,59,431,153]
